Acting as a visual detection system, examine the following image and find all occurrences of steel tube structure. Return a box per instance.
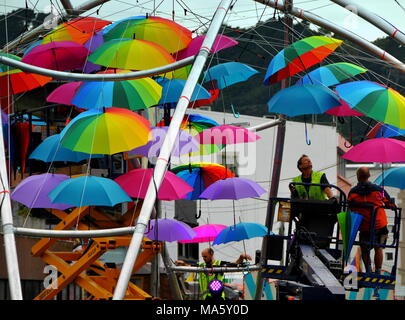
[170,265,261,273]
[112,0,233,300]
[254,0,405,74]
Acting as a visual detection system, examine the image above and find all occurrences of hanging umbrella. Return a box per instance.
[126,126,199,157]
[204,62,259,89]
[325,98,364,117]
[337,211,363,264]
[88,39,175,71]
[59,107,151,155]
[296,62,367,87]
[179,224,228,243]
[189,89,220,108]
[268,84,341,116]
[29,134,103,163]
[171,162,235,200]
[342,138,405,163]
[157,114,220,132]
[11,173,73,210]
[49,175,132,207]
[174,34,238,60]
[336,80,405,129]
[115,168,193,201]
[196,125,260,145]
[264,36,343,85]
[102,16,192,53]
[46,81,83,106]
[374,167,405,189]
[22,41,90,71]
[213,222,269,245]
[366,122,405,139]
[144,218,196,242]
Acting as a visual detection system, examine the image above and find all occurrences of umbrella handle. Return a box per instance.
[304,116,311,145]
[146,221,153,233]
[195,209,202,219]
[230,104,240,118]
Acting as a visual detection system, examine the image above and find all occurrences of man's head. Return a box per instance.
[357,167,370,182]
[297,154,312,172]
[201,247,214,264]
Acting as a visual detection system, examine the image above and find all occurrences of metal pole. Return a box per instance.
[330,0,405,46]
[112,0,233,300]
[161,245,183,300]
[170,265,261,273]
[253,0,405,74]
[254,0,293,300]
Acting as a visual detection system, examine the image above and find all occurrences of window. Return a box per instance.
[386,252,394,261]
[178,243,199,264]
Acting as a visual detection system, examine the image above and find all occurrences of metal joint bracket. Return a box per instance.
[2,223,15,235]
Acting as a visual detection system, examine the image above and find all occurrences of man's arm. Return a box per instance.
[234,253,252,264]
[321,174,335,200]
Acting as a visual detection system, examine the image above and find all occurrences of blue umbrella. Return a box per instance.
[176,168,205,200]
[204,62,259,90]
[213,222,270,245]
[367,123,405,138]
[268,84,341,116]
[338,211,363,263]
[49,175,132,207]
[374,167,405,189]
[29,134,104,163]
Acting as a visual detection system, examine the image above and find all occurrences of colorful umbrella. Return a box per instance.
[11,173,73,210]
[213,222,269,245]
[49,175,132,207]
[174,35,238,60]
[29,134,103,163]
[102,16,192,53]
[59,107,151,155]
[337,211,363,263]
[115,168,193,201]
[172,162,235,200]
[196,125,260,145]
[144,218,196,242]
[204,62,259,89]
[342,138,405,163]
[325,98,364,117]
[296,62,367,87]
[335,80,405,129]
[126,126,199,157]
[366,122,405,139]
[46,81,83,106]
[157,114,220,132]
[374,167,405,189]
[0,53,20,73]
[179,224,227,243]
[88,39,175,71]
[268,84,341,116]
[42,17,111,44]
[264,36,343,85]
[199,177,267,200]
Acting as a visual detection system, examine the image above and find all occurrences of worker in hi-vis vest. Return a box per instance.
[290,154,336,201]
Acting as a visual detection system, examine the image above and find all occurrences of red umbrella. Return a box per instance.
[0,71,52,97]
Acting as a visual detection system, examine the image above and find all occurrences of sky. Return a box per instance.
[1,0,405,41]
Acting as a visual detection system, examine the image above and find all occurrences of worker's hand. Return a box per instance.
[237,254,252,264]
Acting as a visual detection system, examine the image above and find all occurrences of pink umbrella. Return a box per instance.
[22,41,90,71]
[174,35,238,60]
[325,99,364,117]
[179,224,227,243]
[114,168,193,201]
[195,125,261,145]
[46,81,83,105]
[342,138,405,163]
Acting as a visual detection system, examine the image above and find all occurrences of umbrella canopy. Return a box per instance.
[59,107,151,155]
[174,34,238,60]
[296,62,367,87]
[126,126,199,157]
[336,80,405,129]
[342,138,405,163]
[213,222,269,245]
[88,39,175,71]
[172,162,235,200]
[46,81,83,106]
[11,173,73,210]
[325,98,364,117]
[0,53,20,73]
[49,175,132,207]
[22,41,90,71]
[29,134,103,163]
[366,122,405,139]
[196,125,260,145]
[337,211,363,264]
[179,224,227,243]
[102,16,192,53]
[115,168,193,201]
[144,218,196,242]
[264,36,343,85]
[268,84,341,116]
[157,114,220,132]
[204,62,259,89]
[374,167,405,189]
[199,177,267,200]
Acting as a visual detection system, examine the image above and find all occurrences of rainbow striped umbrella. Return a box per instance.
[336,80,405,129]
[264,36,343,85]
[88,38,175,71]
[59,107,151,155]
[337,211,363,264]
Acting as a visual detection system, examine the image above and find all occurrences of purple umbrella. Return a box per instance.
[11,173,73,210]
[144,218,196,242]
[126,126,199,157]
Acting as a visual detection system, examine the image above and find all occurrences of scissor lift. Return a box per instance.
[31,205,161,300]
